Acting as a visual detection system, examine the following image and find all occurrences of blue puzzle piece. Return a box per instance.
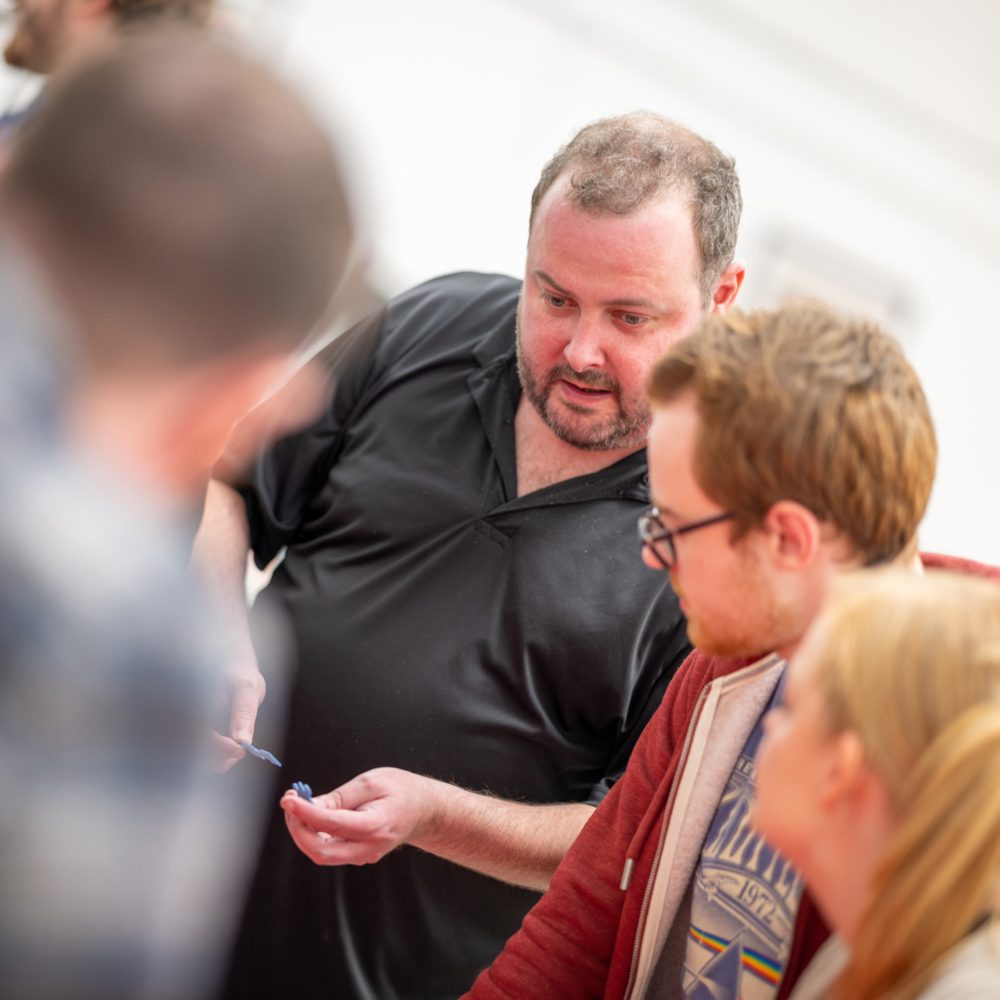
[238,740,282,767]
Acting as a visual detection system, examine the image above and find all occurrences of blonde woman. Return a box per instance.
[753,570,1000,1000]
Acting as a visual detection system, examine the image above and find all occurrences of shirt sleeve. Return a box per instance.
[584,607,693,807]
[221,309,386,568]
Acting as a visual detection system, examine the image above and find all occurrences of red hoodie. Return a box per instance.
[465,553,998,1000]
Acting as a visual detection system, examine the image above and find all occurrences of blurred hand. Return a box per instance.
[280,767,439,866]
[212,653,267,773]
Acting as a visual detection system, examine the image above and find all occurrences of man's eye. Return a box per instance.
[542,291,569,309]
[618,313,647,327]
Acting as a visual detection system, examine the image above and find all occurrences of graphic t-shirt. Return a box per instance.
[682,681,804,999]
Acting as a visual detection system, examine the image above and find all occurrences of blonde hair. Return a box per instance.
[813,571,1000,1000]
[647,302,936,566]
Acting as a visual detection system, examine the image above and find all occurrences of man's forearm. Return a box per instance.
[190,479,267,753]
[283,768,596,892]
[410,781,594,892]
[190,479,253,621]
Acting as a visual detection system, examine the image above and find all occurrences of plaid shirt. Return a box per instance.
[0,247,270,999]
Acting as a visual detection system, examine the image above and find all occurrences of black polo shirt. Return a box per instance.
[224,272,691,1000]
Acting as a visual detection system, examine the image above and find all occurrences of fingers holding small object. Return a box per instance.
[279,787,384,836]
[283,808,385,867]
[210,731,247,773]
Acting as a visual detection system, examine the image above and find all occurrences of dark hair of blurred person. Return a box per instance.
[2,24,352,497]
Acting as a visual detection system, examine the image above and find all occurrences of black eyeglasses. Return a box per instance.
[637,506,735,570]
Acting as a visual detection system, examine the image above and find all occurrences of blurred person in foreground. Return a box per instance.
[753,570,1000,1000]
[466,302,998,999]
[0,26,352,1000]
[195,111,745,998]
[0,0,213,143]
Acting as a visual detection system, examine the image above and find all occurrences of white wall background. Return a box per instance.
[3,0,998,561]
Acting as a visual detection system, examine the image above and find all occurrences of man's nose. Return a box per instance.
[562,313,605,371]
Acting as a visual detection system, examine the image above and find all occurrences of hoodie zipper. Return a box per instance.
[621,682,710,1000]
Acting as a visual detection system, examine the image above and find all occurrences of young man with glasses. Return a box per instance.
[466,301,996,999]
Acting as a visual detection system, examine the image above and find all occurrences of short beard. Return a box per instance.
[515,313,651,452]
[683,558,801,660]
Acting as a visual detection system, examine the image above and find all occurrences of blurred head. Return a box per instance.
[642,302,936,657]
[4,0,212,74]
[0,28,353,492]
[756,570,1000,1000]
[517,112,744,455]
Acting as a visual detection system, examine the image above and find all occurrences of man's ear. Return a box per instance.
[710,260,746,314]
[762,500,823,569]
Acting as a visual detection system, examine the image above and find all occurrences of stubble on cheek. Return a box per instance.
[515,308,651,451]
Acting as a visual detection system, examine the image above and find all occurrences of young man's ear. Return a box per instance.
[762,500,823,569]
[710,260,746,314]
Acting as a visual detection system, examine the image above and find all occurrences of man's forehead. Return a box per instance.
[650,396,700,438]
[647,401,699,503]
[527,187,702,301]
[532,173,693,229]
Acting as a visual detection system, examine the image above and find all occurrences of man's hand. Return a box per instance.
[212,656,267,772]
[280,767,595,891]
[191,480,269,772]
[280,767,440,866]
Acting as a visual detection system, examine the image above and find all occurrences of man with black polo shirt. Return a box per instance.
[196,112,746,999]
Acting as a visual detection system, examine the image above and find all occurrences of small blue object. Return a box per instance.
[238,740,282,767]
[291,781,313,802]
